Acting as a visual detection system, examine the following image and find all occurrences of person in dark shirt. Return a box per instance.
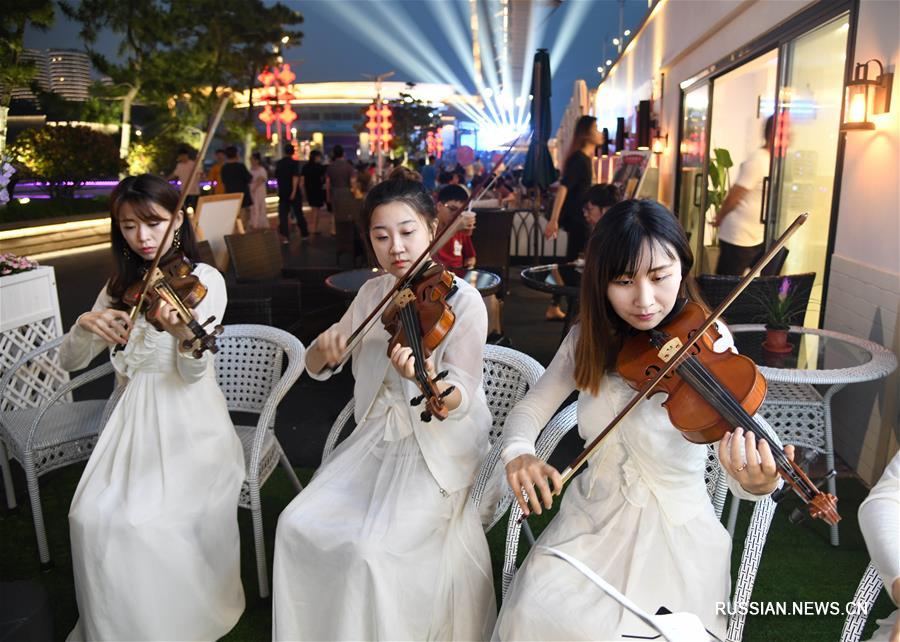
[544,115,602,320]
[301,150,327,235]
[220,146,253,230]
[275,144,309,244]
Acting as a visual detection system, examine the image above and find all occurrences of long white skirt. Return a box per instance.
[67,371,245,641]
[273,400,496,641]
[494,469,731,641]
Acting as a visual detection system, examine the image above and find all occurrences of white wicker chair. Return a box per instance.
[0,335,120,567]
[840,561,885,642]
[499,402,779,642]
[214,325,305,598]
[321,344,545,531]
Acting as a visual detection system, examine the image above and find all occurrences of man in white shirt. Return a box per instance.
[167,147,201,211]
[713,116,773,275]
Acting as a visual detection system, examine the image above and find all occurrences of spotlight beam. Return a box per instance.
[327,1,491,126]
[548,0,594,76]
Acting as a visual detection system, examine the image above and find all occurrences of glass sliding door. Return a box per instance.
[706,49,779,276]
[676,84,710,274]
[768,13,850,326]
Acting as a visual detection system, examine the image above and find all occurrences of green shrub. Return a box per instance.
[8,125,125,199]
[0,196,110,225]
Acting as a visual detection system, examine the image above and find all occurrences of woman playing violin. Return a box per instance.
[494,199,793,641]
[273,177,496,640]
[60,174,244,640]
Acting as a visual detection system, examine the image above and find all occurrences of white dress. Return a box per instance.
[859,451,900,642]
[494,325,772,641]
[60,263,245,641]
[249,165,270,230]
[273,273,497,641]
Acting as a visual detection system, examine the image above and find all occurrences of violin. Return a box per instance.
[616,299,840,525]
[122,251,223,358]
[382,262,457,422]
[529,213,840,527]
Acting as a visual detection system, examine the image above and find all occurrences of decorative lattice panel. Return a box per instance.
[482,359,531,444]
[235,424,281,509]
[214,336,283,414]
[0,317,69,412]
[760,381,827,453]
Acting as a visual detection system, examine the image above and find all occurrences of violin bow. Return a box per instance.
[123,92,233,329]
[331,131,530,367]
[557,213,808,486]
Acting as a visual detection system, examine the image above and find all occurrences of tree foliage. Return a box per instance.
[9,125,124,197]
[386,91,442,157]
[60,0,304,155]
[0,0,55,110]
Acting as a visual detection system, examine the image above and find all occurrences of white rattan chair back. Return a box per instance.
[840,562,884,642]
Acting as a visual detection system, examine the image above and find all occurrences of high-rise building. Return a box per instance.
[6,49,91,103]
[45,50,92,101]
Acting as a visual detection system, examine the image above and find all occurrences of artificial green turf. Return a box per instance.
[1,465,893,641]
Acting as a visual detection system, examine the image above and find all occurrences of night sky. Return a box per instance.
[24,0,647,133]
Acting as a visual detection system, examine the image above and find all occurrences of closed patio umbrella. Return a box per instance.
[522,48,557,258]
[523,48,556,192]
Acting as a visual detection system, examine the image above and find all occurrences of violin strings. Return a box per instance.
[677,354,809,495]
[676,354,815,502]
[399,299,430,387]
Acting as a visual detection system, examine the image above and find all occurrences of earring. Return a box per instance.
[173,227,181,249]
[122,245,131,258]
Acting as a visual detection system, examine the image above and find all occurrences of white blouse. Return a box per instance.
[501,323,772,525]
[59,263,226,385]
[306,273,492,495]
[859,451,900,603]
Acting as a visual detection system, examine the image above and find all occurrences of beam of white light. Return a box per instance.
[419,0,508,127]
[473,0,509,126]
[335,2,494,130]
[490,0,516,127]
[327,1,491,127]
[363,1,493,124]
[515,1,544,128]
[549,0,594,76]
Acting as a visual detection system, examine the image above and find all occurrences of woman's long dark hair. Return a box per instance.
[358,178,436,266]
[563,115,598,172]
[107,174,200,302]
[575,199,696,394]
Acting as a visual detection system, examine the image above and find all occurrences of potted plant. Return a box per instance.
[706,148,734,221]
[756,277,803,353]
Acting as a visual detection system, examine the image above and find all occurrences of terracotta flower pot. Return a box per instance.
[762,326,793,353]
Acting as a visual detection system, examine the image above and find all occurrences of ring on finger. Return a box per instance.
[736,463,747,472]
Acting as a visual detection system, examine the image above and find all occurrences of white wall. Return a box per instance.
[826,0,899,484]
[594,0,813,207]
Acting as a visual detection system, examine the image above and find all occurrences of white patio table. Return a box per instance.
[728,324,897,546]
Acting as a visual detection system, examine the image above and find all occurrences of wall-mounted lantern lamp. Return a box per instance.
[651,133,667,154]
[841,59,893,131]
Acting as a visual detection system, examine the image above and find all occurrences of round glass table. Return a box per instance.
[324,267,385,297]
[729,324,897,546]
[324,267,501,299]
[520,262,583,340]
[519,262,583,298]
